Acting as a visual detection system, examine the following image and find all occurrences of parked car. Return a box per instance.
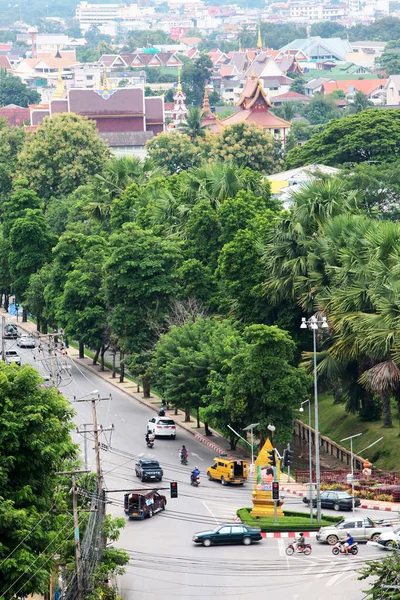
[376,526,400,549]
[3,324,18,339]
[124,490,167,519]
[147,417,176,439]
[303,490,361,511]
[135,459,163,482]
[0,349,21,365]
[17,334,36,348]
[207,457,249,486]
[317,517,396,545]
[193,523,262,547]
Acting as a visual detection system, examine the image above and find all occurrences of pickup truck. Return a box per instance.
[135,459,163,482]
[316,516,398,545]
[0,349,21,366]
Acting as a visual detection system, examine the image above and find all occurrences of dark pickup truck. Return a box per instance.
[135,459,163,482]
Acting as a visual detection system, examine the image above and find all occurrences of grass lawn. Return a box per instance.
[317,392,400,470]
[238,508,341,532]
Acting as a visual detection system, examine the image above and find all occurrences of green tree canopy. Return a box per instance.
[212,123,277,173]
[17,113,110,199]
[0,72,40,107]
[146,133,203,174]
[286,109,400,168]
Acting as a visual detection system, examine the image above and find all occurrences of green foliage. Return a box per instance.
[0,72,40,107]
[17,113,110,199]
[179,106,207,139]
[181,54,213,106]
[289,75,306,95]
[0,362,77,597]
[238,507,342,531]
[286,109,400,167]
[146,133,203,174]
[212,122,277,173]
[302,94,339,125]
[377,39,400,75]
[359,551,400,598]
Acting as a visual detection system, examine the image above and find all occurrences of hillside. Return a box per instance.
[317,393,399,471]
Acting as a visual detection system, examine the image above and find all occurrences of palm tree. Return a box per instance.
[281,102,298,122]
[179,107,207,139]
[348,91,373,114]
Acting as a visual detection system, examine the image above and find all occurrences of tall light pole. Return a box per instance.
[341,433,362,517]
[300,314,328,523]
[243,423,260,473]
[299,399,313,524]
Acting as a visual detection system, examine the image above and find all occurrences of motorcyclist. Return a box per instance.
[294,532,305,552]
[158,406,165,417]
[145,431,155,444]
[179,445,188,461]
[191,466,200,482]
[341,531,354,554]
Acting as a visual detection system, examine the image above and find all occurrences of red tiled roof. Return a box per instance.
[145,96,164,123]
[272,91,309,100]
[222,109,290,128]
[322,79,387,96]
[0,55,11,69]
[219,65,237,77]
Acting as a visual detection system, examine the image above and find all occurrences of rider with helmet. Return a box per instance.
[294,532,305,552]
[341,531,354,554]
[191,466,200,483]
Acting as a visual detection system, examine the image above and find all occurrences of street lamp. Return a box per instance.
[243,423,260,474]
[267,423,276,440]
[300,399,313,524]
[300,314,328,523]
[341,433,362,517]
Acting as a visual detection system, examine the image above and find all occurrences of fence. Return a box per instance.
[295,469,400,485]
[294,418,365,470]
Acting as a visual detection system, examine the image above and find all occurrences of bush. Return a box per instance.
[237,507,342,532]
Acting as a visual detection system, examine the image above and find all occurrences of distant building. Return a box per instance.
[268,164,340,208]
[0,104,30,127]
[321,79,387,104]
[29,79,165,158]
[278,37,353,63]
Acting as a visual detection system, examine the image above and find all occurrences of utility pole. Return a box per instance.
[57,469,90,600]
[48,335,58,388]
[1,316,5,362]
[75,394,112,528]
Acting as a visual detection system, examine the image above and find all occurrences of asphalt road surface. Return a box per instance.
[7,336,389,600]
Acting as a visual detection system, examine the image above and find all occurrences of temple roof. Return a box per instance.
[236,76,273,109]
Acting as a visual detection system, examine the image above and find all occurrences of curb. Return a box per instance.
[261,531,317,539]
[194,431,226,455]
[281,486,400,513]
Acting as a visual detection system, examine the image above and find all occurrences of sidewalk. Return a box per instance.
[5,310,400,510]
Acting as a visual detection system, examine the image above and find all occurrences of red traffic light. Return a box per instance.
[272,481,279,500]
[170,481,178,498]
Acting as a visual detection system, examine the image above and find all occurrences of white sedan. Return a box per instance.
[17,335,36,348]
[147,417,176,439]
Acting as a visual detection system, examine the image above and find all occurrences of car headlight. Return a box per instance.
[193,536,199,541]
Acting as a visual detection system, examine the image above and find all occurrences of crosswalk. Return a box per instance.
[202,499,243,523]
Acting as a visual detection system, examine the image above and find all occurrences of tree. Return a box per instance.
[302,94,339,125]
[289,75,305,95]
[146,133,203,174]
[8,209,56,302]
[0,72,40,107]
[152,317,241,423]
[181,54,213,106]
[179,106,207,139]
[0,362,77,597]
[286,109,400,168]
[347,90,373,114]
[0,124,25,203]
[378,39,400,75]
[17,113,110,200]
[359,551,400,598]
[212,122,277,173]
[210,324,311,444]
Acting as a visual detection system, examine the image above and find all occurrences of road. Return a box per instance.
[7,335,389,600]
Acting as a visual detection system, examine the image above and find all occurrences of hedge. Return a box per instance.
[237,507,342,532]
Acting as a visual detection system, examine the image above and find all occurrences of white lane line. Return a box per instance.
[202,500,220,525]
[331,571,356,587]
[315,562,336,579]
[278,538,286,557]
[325,571,348,587]
[191,453,204,461]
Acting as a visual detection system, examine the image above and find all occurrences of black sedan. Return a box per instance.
[303,490,361,511]
[193,523,262,547]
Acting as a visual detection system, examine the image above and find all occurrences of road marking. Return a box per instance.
[191,453,204,461]
[315,562,336,579]
[326,571,349,587]
[278,538,286,557]
[202,500,219,525]
[331,571,356,587]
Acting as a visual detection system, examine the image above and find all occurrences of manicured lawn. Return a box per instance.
[317,392,400,470]
[238,508,341,532]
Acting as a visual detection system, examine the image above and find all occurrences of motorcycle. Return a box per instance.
[145,434,155,449]
[332,541,358,556]
[190,475,200,487]
[285,543,312,556]
[180,455,188,465]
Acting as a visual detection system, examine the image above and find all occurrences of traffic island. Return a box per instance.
[238,507,342,532]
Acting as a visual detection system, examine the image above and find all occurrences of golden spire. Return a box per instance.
[177,64,182,93]
[103,66,109,95]
[257,21,262,50]
[202,85,210,115]
[53,68,64,99]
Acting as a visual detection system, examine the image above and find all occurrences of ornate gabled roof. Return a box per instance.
[236,76,273,109]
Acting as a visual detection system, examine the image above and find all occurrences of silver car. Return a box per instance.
[317,517,396,545]
[376,526,400,549]
[17,335,36,348]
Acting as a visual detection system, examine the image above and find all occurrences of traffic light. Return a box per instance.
[272,482,279,500]
[170,481,178,498]
[267,449,276,467]
[15,300,19,308]
[283,448,294,467]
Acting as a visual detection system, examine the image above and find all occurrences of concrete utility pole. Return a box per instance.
[56,469,90,600]
[75,394,113,527]
[48,335,59,388]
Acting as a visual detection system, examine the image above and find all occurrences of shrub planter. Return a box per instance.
[237,508,342,532]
